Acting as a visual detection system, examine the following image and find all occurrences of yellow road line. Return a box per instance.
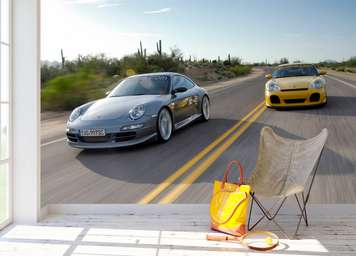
[137,101,265,204]
[159,105,267,204]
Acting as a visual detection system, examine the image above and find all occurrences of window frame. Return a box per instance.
[172,75,196,91]
[0,0,13,230]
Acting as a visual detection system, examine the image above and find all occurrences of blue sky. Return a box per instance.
[41,0,356,63]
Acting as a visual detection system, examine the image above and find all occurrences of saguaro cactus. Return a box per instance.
[228,54,231,65]
[137,41,144,58]
[61,49,65,69]
[140,41,143,56]
[156,40,162,56]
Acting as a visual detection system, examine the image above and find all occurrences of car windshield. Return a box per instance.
[272,66,318,78]
[109,75,171,97]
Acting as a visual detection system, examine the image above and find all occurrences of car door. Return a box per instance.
[171,75,192,124]
[182,76,200,115]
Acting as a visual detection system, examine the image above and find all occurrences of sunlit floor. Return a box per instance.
[0,204,355,256]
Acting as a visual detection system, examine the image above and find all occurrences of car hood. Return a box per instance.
[273,76,317,89]
[80,95,168,121]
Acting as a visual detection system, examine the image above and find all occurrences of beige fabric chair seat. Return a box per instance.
[248,127,328,198]
[247,127,328,236]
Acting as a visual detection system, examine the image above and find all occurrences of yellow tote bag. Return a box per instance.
[210,160,251,237]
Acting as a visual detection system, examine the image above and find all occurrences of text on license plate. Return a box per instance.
[80,128,106,137]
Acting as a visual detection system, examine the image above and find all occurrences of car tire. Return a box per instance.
[157,108,173,143]
[200,95,210,122]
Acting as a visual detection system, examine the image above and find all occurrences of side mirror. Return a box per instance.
[265,74,272,79]
[105,90,111,96]
[319,70,327,76]
[172,87,187,94]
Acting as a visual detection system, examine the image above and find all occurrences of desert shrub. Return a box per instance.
[41,55,121,85]
[147,54,185,73]
[317,56,356,72]
[345,57,356,67]
[345,68,356,73]
[224,71,235,79]
[41,70,119,111]
[230,57,242,66]
[228,65,252,76]
[41,63,66,87]
[223,60,230,66]
[66,54,121,76]
[42,50,186,110]
[41,47,255,111]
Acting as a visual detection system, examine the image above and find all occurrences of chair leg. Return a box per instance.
[248,192,269,231]
[253,193,287,221]
[248,193,267,231]
[295,187,314,236]
[247,193,255,231]
[294,152,323,236]
[295,195,310,236]
[295,194,308,226]
[302,193,309,226]
[248,193,287,233]
[249,193,311,237]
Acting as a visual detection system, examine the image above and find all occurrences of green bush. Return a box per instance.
[41,63,66,87]
[345,57,356,67]
[41,49,253,111]
[147,54,185,73]
[41,70,118,111]
[228,65,252,76]
[66,54,121,77]
[318,56,356,72]
[41,51,186,111]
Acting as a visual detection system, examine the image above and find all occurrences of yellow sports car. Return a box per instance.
[265,63,327,108]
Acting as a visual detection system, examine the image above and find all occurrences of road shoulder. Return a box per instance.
[325,69,356,82]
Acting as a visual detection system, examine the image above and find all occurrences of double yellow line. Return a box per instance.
[137,101,266,204]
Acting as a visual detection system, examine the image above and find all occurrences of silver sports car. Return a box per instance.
[66,72,210,149]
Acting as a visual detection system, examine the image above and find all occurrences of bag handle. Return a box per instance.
[221,160,244,189]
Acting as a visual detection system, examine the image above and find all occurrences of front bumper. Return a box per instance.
[66,115,157,149]
[265,88,327,108]
[67,132,157,149]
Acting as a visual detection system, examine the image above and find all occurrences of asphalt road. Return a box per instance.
[41,70,356,206]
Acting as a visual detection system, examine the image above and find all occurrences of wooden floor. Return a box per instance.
[1,204,356,255]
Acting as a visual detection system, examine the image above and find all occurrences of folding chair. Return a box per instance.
[246,127,328,236]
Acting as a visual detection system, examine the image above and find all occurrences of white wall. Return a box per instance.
[12,0,41,223]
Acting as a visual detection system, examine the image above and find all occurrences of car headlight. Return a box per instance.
[266,82,280,92]
[69,108,82,122]
[310,79,324,89]
[129,104,145,120]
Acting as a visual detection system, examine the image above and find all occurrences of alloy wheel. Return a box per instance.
[202,96,210,121]
[158,108,172,141]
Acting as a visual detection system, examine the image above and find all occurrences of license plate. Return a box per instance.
[80,128,106,137]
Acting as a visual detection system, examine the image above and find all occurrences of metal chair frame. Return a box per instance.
[247,148,324,237]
